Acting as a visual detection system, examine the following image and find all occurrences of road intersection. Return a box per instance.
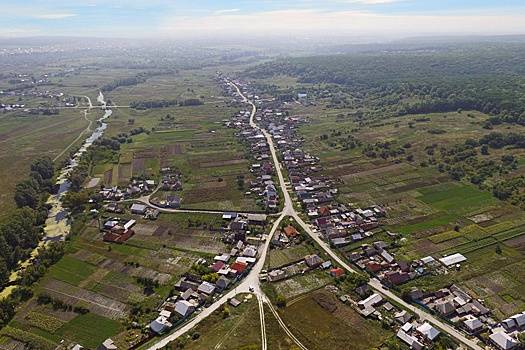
[146,79,483,350]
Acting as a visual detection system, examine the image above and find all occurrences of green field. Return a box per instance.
[279,290,392,350]
[56,313,122,349]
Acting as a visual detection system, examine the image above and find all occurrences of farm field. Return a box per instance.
[89,68,260,212]
[278,290,393,350]
[269,84,525,318]
[0,108,93,217]
[0,210,228,348]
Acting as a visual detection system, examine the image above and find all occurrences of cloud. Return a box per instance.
[33,13,77,20]
[158,9,525,39]
[214,9,240,15]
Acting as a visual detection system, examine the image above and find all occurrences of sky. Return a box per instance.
[1,0,525,40]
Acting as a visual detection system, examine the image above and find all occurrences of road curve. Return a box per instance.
[230,80,482,350]
[146,79,482,350]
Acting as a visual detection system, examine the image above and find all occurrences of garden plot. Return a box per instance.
[134,223,158,236]
[43,279,128,320]
[98,258,171,284]
[273,271,332,300]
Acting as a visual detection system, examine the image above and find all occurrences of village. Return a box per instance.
[217,75,525,350]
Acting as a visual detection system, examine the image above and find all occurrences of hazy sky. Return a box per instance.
[1,0,525,39]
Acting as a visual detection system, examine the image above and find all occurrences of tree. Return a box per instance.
[14,180,39,208]
[276,294,287,308]
[30,157,54,180]
[62,191,89,213]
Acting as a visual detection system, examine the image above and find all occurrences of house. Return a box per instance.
[502,318,517,331]
[416,322,440,341]
[175,277,200,292]
[150,315,173,334]
[216,276,230,291]
[229,298,241,307]
[242,246,258,258]
[463,315,483,334]
[198,281,216,295]
[166,195,181,208]
[130,203,147,215]
[181,289,199,301]
[380,250,395,264]
[304,254,323,268]
[246,213,267,225]
[330,267,344,278]
[439,253,467,267]
[510,312,525,329]
[394,310,412,324]
[384,271,410,285]
[321,260,332,269]
[365,261,383,273]
[174,300,195,318]
[231,261,248,274]
[434,300,455,316]
[211,261,225,273]
[355,284,369,297]
[97,339,117,350]
[396,330,424,350]
[283,225,299,238]
[358,293,383,309]
[490,332,519,350]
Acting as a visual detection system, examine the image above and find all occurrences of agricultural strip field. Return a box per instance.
[274,88,525,318]
[2,211,227,348]
[89,68,259,211]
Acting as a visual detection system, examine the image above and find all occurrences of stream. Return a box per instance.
[0,92,112,298]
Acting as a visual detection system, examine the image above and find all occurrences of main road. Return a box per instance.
[230,80,483,350]
[146,80,483,350]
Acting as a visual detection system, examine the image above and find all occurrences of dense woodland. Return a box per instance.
[246,44,525,122]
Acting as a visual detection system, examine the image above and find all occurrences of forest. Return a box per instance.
[246,43,525,122]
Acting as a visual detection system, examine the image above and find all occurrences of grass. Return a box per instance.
[268,244,314,269]
[273,270,333,300]
[56,313,123,348]
[279,290,391,350]
[47,255,97,286]
[163,294,261,350]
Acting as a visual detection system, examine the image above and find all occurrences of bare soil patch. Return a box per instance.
[103,169,113,185]
[132,158,146,175]
[200,159,246,168]
[134,223,158,236]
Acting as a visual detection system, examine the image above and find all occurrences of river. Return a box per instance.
[0,92,112,298]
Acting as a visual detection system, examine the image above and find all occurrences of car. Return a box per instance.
[249,285,255,292]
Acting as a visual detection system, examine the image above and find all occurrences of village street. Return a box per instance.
[146,80,484,350]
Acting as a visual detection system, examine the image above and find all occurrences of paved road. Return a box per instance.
[230,80,483,350]
[147,80,482,350]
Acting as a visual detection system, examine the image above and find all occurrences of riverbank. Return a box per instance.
[0,92,112,299]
